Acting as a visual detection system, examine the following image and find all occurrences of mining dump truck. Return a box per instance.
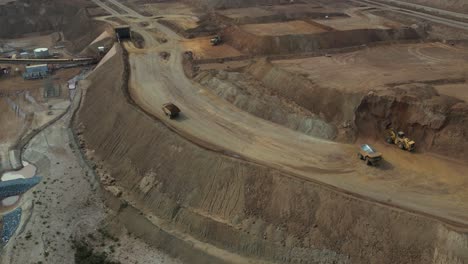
[358,144,383,166]
[210,35,222,46]
[162,103,180,119]
[386,129,415,151]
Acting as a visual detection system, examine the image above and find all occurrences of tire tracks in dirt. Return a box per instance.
[97,0,468,232]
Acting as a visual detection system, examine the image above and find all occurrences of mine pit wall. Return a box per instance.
[223,25,421,55]
[194,70,338,140]
[242,59,468,159]
[74,46,468,263]
[246,59,362,142]
[355,85,468,160]
[62,8,108,54]
[216,12,349,26]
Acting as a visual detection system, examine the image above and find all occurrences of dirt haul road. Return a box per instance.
[97,0,468,228]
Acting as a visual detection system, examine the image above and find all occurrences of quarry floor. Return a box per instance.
[86,0,468,228]
[272,42,468,96]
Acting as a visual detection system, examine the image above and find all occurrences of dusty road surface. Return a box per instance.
[96,0,468,229]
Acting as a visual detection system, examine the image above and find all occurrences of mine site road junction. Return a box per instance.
[94,0,468,229]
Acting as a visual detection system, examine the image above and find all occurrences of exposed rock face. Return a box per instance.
[195,70,338,140]
[247,59,362,142]
[0,0,78,38]
[356,84,468,159]
[222,26,421,55]
[0,0,106,53]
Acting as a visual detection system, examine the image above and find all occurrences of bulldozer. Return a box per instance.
[386,128,415,151]
[210,35,222,46]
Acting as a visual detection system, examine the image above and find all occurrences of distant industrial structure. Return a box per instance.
[33,48,49,59]
[23,64,48,80]
[19,52,30,59]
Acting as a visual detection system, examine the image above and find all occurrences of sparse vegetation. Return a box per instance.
[73,240,120,264]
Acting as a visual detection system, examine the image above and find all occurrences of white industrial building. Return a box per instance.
[33,48,50,58]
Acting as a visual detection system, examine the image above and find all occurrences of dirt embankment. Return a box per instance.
[62,8,109,53]
[356,84,468,160]
[216,11,348,26]
[222,25,421,55]
[199,59,468,160]
[183,0,292,9]
[245,59,361,142]
[0,0,106,53]
[75,45,468,264]
[397,0,468,13]
[194,69,338,140]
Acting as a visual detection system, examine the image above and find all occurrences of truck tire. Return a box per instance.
[366,157,372,166]
[386,138,393,144]
[358,153,364,160]
[398,142,405,150]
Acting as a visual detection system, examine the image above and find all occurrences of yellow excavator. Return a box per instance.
[386,128,415,152]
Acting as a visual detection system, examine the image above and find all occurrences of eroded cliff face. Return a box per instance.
[74,45,468,264]
[356,84,468,160]
[0,0,75,38]
[222,26,421,55]
[0,0,106,53]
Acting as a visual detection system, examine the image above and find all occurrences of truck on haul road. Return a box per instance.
[358,144,383,166]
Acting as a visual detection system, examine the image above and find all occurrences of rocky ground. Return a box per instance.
[0,83,182,264]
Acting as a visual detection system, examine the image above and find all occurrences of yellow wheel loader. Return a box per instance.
[210,35,222,46]
[386,129,415,152]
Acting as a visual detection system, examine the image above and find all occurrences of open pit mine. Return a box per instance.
[0,0,468,263]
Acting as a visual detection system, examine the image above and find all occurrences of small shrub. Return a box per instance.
[73,240,120,264]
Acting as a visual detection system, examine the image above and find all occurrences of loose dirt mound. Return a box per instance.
[75,45,468,264]
[215,59,468,160]
[356,84,468,160]
[222,24,421,55]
